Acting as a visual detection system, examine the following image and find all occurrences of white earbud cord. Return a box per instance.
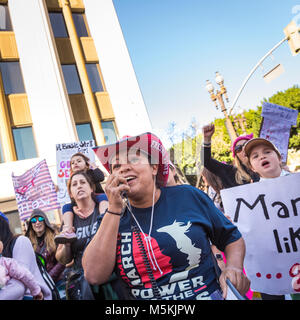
[126,176,163,276]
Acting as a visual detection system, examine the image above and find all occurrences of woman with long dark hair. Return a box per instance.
[26,209,65,284]
[55,171,118,300]
[55,152,106,244]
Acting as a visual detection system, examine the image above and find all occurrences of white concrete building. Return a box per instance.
[0,0,152,232]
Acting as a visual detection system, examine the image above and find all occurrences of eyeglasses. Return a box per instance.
[234,142,247,154]
[30,216,45,224]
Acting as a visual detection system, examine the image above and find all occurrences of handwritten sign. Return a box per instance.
[12,159,60,221]
[261,102,298,125]
[260,119,291,162]
[56,140,96,205]
[221,173,300,295]
[260,102,298,163]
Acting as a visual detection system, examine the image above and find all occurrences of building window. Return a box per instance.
[86,64,103,92]
[0,62,25,94]
[49,12,68,38]
[0,137,4,163]
[76,123,94,141]
[0,5,13,31]
[72,13,88,37]
[61,64,82,94]
[12,127,37,160]
[101,121,117,144]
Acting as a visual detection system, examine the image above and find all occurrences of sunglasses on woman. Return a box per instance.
[234,142,247,154]
[30,216,45,224]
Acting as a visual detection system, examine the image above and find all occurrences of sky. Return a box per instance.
[113,0,300,147]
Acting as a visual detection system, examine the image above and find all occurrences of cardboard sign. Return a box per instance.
[260,102,298,163]
[12,159,60,221]
[56,140,96,205]
[221,173,300,295]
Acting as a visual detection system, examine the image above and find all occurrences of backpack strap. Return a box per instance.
[35,252,61,300]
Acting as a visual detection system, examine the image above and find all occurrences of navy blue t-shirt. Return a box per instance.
[113,184,241,300]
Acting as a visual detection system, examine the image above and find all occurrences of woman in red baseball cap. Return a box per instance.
[82,132,250,300]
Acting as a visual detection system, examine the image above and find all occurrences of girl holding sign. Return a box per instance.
[244,137,298,300]
[55,153,107,244]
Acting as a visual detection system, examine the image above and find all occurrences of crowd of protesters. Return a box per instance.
[0,123,299,301]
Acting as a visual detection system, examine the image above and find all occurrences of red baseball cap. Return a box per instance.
[93,132,169,187]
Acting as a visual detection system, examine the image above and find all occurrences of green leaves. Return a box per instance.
[168,85,300,186]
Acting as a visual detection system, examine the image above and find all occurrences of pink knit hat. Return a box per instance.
[231,133,254,158]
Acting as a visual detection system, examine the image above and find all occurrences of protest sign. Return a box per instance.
[221,173,300,295]
[260,102,298,163]
[261,102,298,124]
[12,159,60,221]
[56,140,96,205]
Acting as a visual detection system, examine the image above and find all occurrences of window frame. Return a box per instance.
[72,12,90,37]
[61,64,83,94]
[49,12,69,38]
[0,4,13,31]
[85,63,104,93]
[0,137,4,163]
[76,122,95,142]
[12,126,38,161]
[101,120,117,144]
[0,61,26,95]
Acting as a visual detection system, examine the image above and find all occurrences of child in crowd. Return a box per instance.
[55,152,107,244]
[244,137,298,300]
[244,138,290,180]
[0,240,43,300]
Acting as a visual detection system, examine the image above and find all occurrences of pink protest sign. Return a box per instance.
[12,159,60,221]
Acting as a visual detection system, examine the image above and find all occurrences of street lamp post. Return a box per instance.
[238,114,247,134]
[234,114,247,135]
[228,20,300,115]
[205,72,238,142]
[233,107,247,135]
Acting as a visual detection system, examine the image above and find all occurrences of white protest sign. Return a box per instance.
[260,102,298,163]
[56,140,96,205]
[221,173,300,295]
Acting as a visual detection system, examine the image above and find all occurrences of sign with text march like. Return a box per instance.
[221,173,300,295]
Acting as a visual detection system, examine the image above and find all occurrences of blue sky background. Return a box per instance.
[113,0,300,147]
